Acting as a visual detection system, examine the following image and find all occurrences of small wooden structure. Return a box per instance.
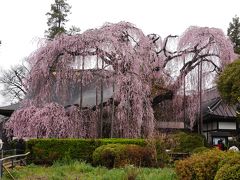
[0,151,29,179]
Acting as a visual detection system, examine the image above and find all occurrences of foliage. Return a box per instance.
[45,0,80,40]
[0,64,28,102]
[175,149,226,180]
[145,136,172,167]
[228,139,240,149]
[26,138,146,165]
[214,152,240,180]
[227,15,240,54]
[5,103,71,138]
[45,0,71,39]
[171,131,206,153]
[92,144,156,168]
[3,161,177,180]
[6,21,235,138]
[217,151,240,169]
[215,164,240,180]
[175,149,240,180]
[217,59,240,103]
[192,146,209,154]
[92,144,125,168]
[9,139,26,154]
[68,25,81,35]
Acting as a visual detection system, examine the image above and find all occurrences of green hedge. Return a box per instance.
[25,131,206,165]
[26,138,146,165]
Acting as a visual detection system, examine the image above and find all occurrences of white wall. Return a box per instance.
[219,122,236,130]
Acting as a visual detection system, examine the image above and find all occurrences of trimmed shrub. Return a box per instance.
[26,138,146,165]
[171,132,206,153]
[215,163,240,180]
[218,151,240,169]
[92,144,156,168]
[214,151,240,180]
[175,149,226,180]
[92,144,125,168]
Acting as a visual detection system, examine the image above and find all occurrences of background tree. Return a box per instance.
[217,59,240,104]
[45,0,71,39]
[68,25,81,36]
[227,15,240,54]
[0,64,29,103]
[45,0,80,40]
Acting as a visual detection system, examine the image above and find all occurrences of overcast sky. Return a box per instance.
[0,0,240,105]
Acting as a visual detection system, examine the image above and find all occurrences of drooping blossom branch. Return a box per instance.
[6,22,235,138]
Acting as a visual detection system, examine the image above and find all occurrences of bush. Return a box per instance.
[171,132,206,153]
[215,163,240,180]
[146,138,171,167]
[217,151,240,169]
[175,149,226,180]
[214,151,240,180]
[176,149,240,180]
[92,144,156,168]
[92,144,125,168]
[192,146,209,154]
[26,138,146,165]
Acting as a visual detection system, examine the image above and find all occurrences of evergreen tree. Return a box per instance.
[227,15,240,54]
[45,0,71,40]
[217,59,240,104]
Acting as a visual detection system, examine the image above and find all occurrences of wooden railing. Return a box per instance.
[0,151,30,179]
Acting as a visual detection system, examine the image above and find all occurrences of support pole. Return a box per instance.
[80,56,85,110]
[199,60,203,134]
[183,57,186,129]
[110,82,115,138]
[99,50,104,138]
[0,159,2,178]
[198,64,200,134]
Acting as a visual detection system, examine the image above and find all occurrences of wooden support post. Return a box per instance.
[183,57,186,129]
[0,159,3,177]
[110,82,115,138]
[100,68,104,138]
[80,56,85,110]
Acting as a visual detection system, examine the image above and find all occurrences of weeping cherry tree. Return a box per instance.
[5,22,235,138]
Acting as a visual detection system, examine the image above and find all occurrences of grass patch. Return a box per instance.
[3,161,176,180]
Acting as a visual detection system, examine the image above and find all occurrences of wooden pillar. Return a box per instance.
[199,60,203,134]
[183,57,186,129]
[80,56,85,110]
[198,60,203,134]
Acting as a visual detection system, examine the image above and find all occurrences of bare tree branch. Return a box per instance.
[0,64,29,102]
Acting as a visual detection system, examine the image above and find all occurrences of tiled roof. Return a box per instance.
[202,90,237,118]
[0,103,19,116]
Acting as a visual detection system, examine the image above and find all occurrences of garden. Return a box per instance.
[2,132,240,179]
[1,1,240,179]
